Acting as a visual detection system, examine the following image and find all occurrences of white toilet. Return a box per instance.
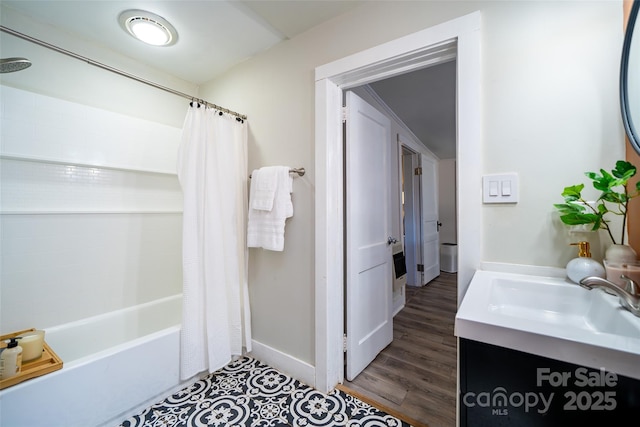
[440,243,458,273]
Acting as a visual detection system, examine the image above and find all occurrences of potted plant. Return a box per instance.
[554,160,639,245]
[554,160,640,285]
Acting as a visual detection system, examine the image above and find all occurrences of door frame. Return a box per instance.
[401,145,423,287]
[419,152,441,284]
[314,11,481,393]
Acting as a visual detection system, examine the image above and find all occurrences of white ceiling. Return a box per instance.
[2,0,364,84]
[2,0,456,158]
[368,61,457,159]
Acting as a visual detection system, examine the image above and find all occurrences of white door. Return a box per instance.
[420,153,440,283]
[345,91,393,381]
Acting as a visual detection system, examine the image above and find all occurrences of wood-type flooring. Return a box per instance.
[342,272,458,427]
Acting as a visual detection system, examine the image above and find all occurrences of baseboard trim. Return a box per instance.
[248,340,316,388]
[393,303,405,317]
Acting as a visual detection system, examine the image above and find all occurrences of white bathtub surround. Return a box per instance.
[177,105,252,380]
[0,86,181,175]
[0,86,183,334]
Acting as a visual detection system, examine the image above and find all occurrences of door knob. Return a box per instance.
[388,236,398,245]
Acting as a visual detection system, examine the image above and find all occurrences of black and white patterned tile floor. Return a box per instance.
[118,356,412,427]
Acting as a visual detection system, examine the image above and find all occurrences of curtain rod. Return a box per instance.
[0,25,247,120]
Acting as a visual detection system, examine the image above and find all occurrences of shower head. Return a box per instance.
[0,57,31,73]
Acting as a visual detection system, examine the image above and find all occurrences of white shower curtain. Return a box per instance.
[177,105,251,380]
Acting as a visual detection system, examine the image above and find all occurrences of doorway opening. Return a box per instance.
[340,65,458,421]
[314,11,481,394]
[402,145,423,289]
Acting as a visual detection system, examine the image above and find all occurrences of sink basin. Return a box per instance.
[455,269,640,380]
[488,276,640,339]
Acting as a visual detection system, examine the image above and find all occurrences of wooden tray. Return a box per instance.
[0,328,63,390]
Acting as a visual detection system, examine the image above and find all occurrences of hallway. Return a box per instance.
[342,272,458,427]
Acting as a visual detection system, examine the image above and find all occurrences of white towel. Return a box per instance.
[250,167,278,211]
[247,166,293,251]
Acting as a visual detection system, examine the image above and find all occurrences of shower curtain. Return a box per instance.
[177,105,251,380]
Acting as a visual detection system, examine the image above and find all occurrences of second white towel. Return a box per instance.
[250,167,278,211]
[247,166,293,251]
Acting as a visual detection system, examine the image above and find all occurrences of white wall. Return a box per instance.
[480,1,624,266]
[200,0,625,366]
[0,6,193,333]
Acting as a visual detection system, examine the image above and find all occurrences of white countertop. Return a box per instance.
[455,269,640,381]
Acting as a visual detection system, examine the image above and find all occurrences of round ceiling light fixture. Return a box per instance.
[119,9,178,47]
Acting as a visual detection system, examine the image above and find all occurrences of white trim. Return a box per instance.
[313,78,345,394]
[315,39,457,87]
[393,302,405,317]
[454,13,483,303]
[398,134,442,288]
[397,129,437,162]
[314,11,481,394]
[248,340,315,387]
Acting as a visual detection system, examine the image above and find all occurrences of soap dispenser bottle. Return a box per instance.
[0,338,23,380]
[566,241,605,284]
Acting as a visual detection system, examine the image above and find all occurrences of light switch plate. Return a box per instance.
[483,173,519,203]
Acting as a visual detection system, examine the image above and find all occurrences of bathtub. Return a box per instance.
[0,294,188,427]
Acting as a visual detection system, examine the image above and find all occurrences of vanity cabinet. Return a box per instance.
[459,338,640,426]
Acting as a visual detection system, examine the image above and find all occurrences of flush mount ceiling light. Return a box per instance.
[119,9,178,46]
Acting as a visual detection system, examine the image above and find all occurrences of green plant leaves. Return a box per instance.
[553,202,584,214]
[560,184,584,202]
[557,212,600,226]
[554,199,598,225]
[553,160,638,245]
[612,159,637,179]
[585,160,636,192]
